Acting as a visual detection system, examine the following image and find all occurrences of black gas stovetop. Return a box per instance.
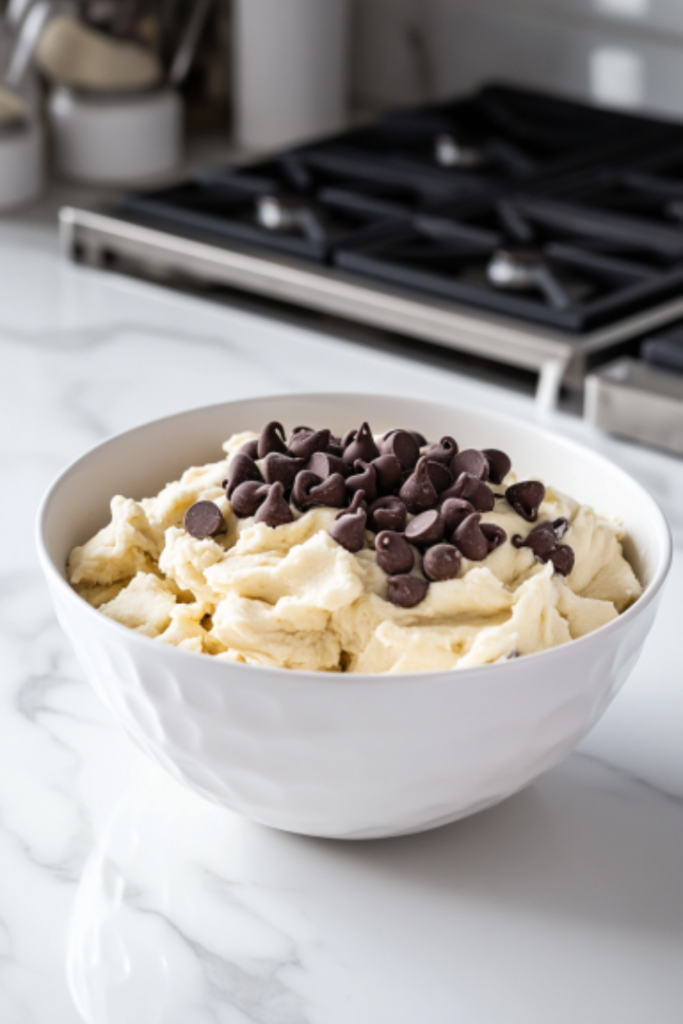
[60,83,683,405]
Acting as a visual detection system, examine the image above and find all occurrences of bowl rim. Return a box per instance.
[35,391,673,684]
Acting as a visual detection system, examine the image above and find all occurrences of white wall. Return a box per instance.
[352,0,683,123]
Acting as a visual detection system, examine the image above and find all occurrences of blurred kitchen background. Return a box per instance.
[354,0,683,119]
[6,0,683,180]
[6,0,683,134]
[3,0,683,450]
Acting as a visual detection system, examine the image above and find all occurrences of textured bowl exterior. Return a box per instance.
[37,394,672,839]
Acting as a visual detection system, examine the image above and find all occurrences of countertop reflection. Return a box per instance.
[68,752,683,1024]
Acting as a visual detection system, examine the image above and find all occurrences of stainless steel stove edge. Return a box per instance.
[59,205,683,411]
[585,358,683,455]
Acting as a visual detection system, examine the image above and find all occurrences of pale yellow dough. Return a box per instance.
[67,431,643,673]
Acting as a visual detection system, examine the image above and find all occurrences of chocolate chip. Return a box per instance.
[423,543,461,581]
[239,438,259,459]
[184,500,224,539]
[481,523,507,552]
[368,496,407,533]
[289,428,331,460]
[257,421,288,459]
[424,435,459,464]
[375,530,415,575]
[404,509,445,547]
[292,468,352,509]
[409,430,428,448]
[346,460,378,503]
[442,472,495,512]
[440,498,475,533]
[452,513,489,561]
[506,481,546,522]
[341,427,357,448]
[254,481,294,528]
[344,489,368,516]
[329,501,367,552]
[425,459,453,494]
[387,574,429,608]
[231,480,270,517]
[482,449,512,486]
[343,422,380,465]
[305,451,349,479]
[535,518,569,544]
[512,522,556,557]
[289,425,313,442]
[450,449,489,481]
[372,453,403,495]
[226,452,262,497]
[399,457,439,514]
[379,430,420,470]
[262,452,305,489]
[511,519,574,575]
[306,473,347,508]
[292,471,323,509]
[552,517,570,540]
[327,436,345,458]
[548,545,575,576]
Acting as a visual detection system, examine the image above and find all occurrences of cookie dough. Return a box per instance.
[68,428,642,673]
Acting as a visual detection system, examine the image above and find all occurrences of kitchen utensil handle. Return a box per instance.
[168,0,213,88]
[4,0,78,88]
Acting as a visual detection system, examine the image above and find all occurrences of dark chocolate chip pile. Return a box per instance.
[213,421,575,608]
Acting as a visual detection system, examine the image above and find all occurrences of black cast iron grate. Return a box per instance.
[536,142,683,235]
[334,195,683,332]
[114,83,683,333]
[302,83,676,194]
[117,147,468,262]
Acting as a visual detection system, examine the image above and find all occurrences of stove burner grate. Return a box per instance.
[117,150,446,263]
[537,142,683,236]
[112,83,683,334]
[335,195,683,332]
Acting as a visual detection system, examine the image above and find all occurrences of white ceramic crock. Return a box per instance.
[48,84,182,184]
[36,394,672,839]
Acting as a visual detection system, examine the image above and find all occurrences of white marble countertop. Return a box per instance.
[2,196,683,1024]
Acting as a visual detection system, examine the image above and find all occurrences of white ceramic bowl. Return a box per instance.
[37,394,671,839]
